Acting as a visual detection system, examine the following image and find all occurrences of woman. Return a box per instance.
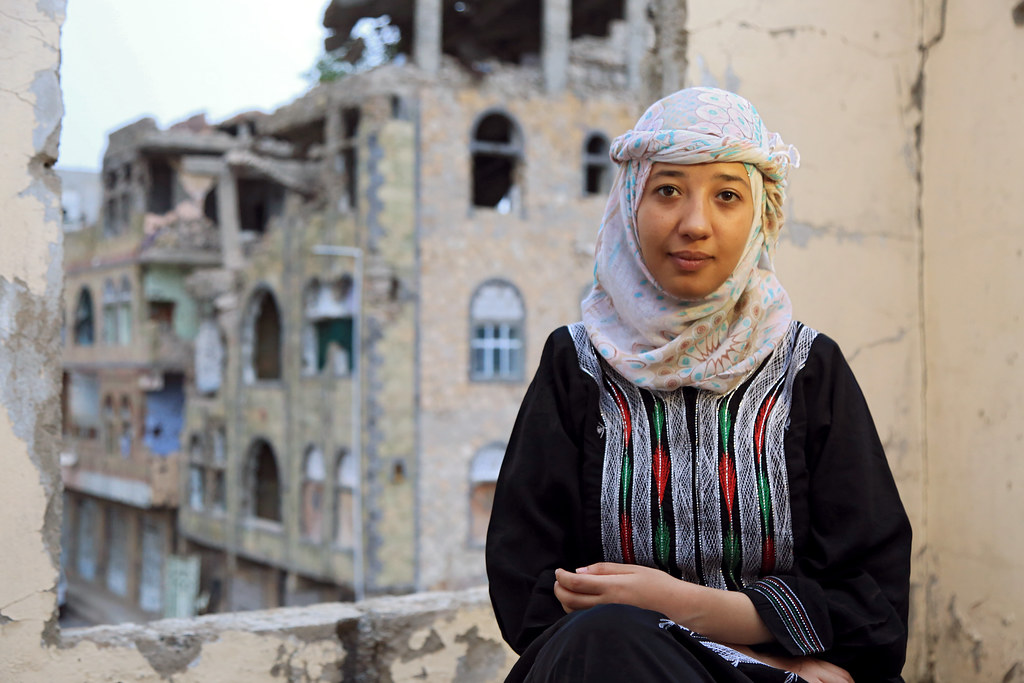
[485,87,911,683]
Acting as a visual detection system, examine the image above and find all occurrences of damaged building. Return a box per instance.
[60,0,676,621]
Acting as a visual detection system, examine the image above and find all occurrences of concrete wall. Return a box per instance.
[920,2,1024,680]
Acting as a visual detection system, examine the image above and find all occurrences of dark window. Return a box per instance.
[73,287,95,346]
[583,132,612,196]
[471,113,522,212]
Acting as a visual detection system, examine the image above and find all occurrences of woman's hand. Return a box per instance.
[729,646,853,683]
[554,562,677,614]
[554,562,773,645]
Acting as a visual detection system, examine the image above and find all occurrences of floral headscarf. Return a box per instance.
[581,87,800,393]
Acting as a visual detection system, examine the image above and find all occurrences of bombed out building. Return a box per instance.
[60,0,684,621]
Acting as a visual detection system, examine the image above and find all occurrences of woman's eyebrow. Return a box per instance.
[649,169,748,184]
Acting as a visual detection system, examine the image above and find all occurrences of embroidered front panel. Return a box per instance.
[570,321,818,588]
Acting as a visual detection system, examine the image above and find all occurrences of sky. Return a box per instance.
[58,0,332,171]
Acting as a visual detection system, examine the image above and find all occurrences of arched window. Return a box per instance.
[469,444,505,546]
[301,276,356,377]
[471,112,523,213]
[582,132,612,196]
[102,279,118,344]
[73,287,95,346]
[242,288,283,383]
[334,448,357,548]
[118,276,133,344]
[188,434,205,511]
[301,445,326,541]
[247,439,282,522]
[469,280,525,381]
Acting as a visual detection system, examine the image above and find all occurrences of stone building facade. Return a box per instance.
[59,0,647,620]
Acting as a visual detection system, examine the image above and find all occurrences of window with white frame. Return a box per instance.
[470,280,525,381]
[301,276,356,378]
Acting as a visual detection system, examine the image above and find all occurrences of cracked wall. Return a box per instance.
[683,1,929,678]
[920,1,1024,680]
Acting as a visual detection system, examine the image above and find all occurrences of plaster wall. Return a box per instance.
[920,1,1024,680]
[684,1,930,677]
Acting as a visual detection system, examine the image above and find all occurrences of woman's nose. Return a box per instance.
[676,198,712,238]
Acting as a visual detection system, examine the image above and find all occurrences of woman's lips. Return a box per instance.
[670,251,712,271]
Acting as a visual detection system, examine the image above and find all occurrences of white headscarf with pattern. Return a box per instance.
[581,87,800,393]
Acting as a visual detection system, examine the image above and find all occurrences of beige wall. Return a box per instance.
[921,1,1024,680]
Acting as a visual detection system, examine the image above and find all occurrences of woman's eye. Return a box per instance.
[718,190,740,202]
[655,186,679,197]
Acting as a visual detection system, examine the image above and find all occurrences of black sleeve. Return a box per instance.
[743,334,912,682]
[485,327,597,654]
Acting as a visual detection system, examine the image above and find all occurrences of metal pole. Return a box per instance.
[312,244,365,602]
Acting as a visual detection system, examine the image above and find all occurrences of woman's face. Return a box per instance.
[635,161,755,301]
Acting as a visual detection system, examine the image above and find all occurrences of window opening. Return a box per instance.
[143,373,184,456]
[583,132,612,196]
[237,177,285,234]
[334,448,357,547]
[105,507,128,597]
[68,371,101,439]
[102,395,116,455]
[338,107,360,212]
[302,277,355,376]
[102,279,118,344]
[249,290,283,381]
[148,300,176,331]
[119,396,133,458]
[189,434,205,511]
[249,440,282,522]
[469,444,505,546]
[301,446,326,541]
[73,287,95,346]
[471,112,523,212]
[75,498,98,581]
[147,158,175,214]
[195,318,226,395]
[211,427,227,512]
[469,281,525,381]
[138,517,164,613]
[118,276,133,344]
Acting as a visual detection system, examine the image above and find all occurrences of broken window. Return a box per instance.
[248,439,282,523]
[243,288,283,383]
[148,300,175,332]
[188,434,205,511]
[105,506,128,597]
[300,445,326,542]
[68,371,100,439]
[469,280,525,381]
[471,112,523,212]
[73,287,95,346]
[143,373,184,456]
[301,277,355,377]
[237,177,285,234]
[195,319,226,395]
[138,517,165,613]
[334,448,357,548]
[583,132,612,196]
[75,497,98,582]
[117,276,133,344]
[469,444,505,546]
[102,279,118,344]
[203,185,219,223]
[337,107,360,212]
[147,158,175,214]
[119,396,133,458]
